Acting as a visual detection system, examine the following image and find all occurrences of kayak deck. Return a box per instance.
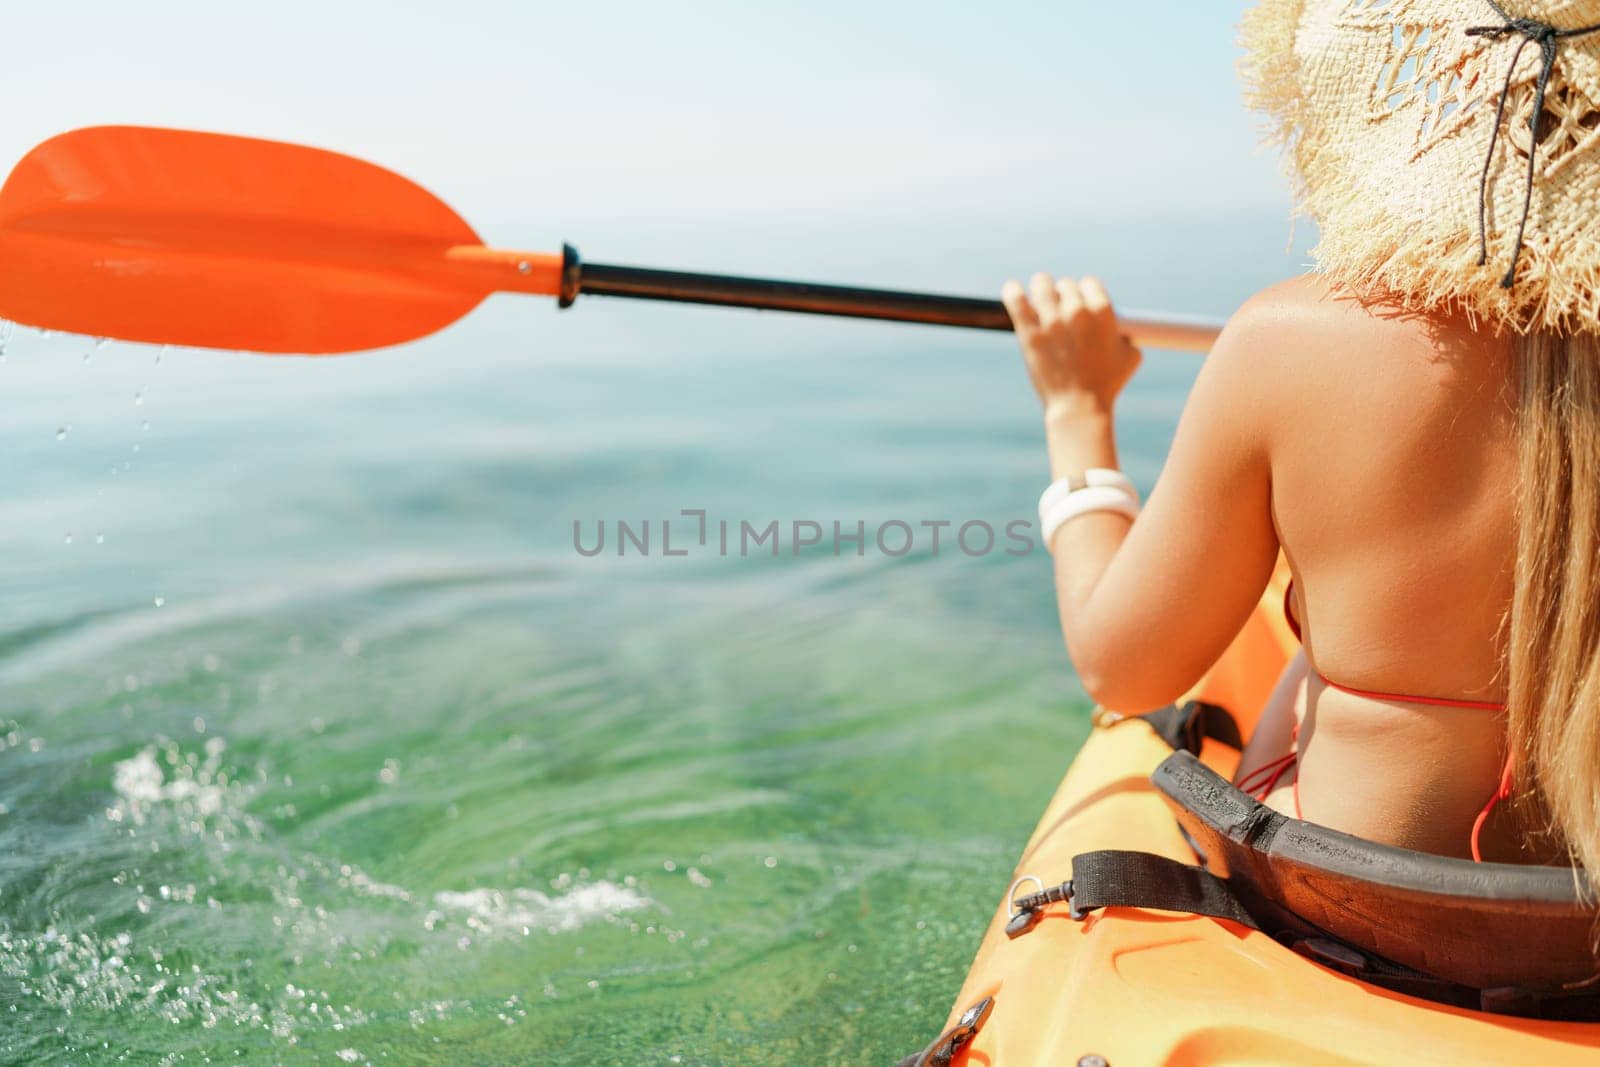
[943,570,1600,1066]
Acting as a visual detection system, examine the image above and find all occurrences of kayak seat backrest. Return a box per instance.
[1151,750,1600,993]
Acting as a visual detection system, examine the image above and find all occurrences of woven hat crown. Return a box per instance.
[1241,0,1600,334]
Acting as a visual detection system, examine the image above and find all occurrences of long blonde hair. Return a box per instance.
[1509,330,1600,876]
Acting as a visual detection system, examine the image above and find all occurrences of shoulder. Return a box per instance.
[1237,272,1338,315]
[1176,274,1366,454]
[1191,275,1329,392]
[1206,272,1425,385]
[1217,273,1355,352]
[1214,273,1492,380]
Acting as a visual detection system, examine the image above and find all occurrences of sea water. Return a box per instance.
[0,215,1310,1064]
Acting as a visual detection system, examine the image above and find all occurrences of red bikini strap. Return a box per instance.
[1284,580,1507,711]
[1237,752,1297,798]
[1238,726,1302,816]
[1317,676,1506,712]
[1276,581,1509,856]
[1470,758,1516,863]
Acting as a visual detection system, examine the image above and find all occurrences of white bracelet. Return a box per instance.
[1039,485,1140,551]
[1038,469,1139,515]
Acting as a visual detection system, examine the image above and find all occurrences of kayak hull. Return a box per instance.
[944,569,1600,1066]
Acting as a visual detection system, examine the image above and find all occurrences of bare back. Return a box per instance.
[1255,275,1518,857]
[1022,270,1527,859]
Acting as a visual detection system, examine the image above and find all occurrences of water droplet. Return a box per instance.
[763,856,778,869]
[155,346,166,366]
[153,596,166,608]
[140,420,150,432]
[55,426,68,441]
[133,390,144,407]
[63,532,73,545]
[95,533,105,545]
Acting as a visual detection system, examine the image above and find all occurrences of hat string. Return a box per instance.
[1466,2,1600,288]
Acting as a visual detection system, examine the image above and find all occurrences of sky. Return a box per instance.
[0,1,1311,606]
[1,0,1309,377]
[2,2,1286,238]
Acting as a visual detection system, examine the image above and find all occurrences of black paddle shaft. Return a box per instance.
[557,243,1012,331]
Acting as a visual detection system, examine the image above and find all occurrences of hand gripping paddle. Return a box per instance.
[0,126,1224,355]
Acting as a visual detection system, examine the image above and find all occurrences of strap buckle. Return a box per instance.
[1004,874,1083,939]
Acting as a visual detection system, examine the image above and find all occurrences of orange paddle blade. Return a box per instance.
[0,126,562,354]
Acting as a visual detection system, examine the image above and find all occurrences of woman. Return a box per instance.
[1000,0,1600,869]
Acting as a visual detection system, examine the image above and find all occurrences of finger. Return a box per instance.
[1030,272,1060,319]
[1001,280,1039,331]
[1055,276,1085,324]
[1080,276,1116,320]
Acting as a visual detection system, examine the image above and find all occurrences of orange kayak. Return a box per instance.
[936,568,1600,1066]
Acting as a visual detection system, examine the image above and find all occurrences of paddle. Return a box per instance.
[0,126,1225,355]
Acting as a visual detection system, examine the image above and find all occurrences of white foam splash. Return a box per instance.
[0,923,361,1039]
[112,746,226,819]
[427,881,649,937]
[107,739,259,842]
[111,748,166,806]
[345,869,411,902]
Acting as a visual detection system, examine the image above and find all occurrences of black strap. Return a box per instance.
[1070,850,1259,928]
[1066,851,1600,1019]
[1140,700,1242,756]
[1063,852,1475,1001]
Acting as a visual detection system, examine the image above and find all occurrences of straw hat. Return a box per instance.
[1240,0,1600,334]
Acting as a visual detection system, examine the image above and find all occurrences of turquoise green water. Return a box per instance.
[0,219,1302,1064]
